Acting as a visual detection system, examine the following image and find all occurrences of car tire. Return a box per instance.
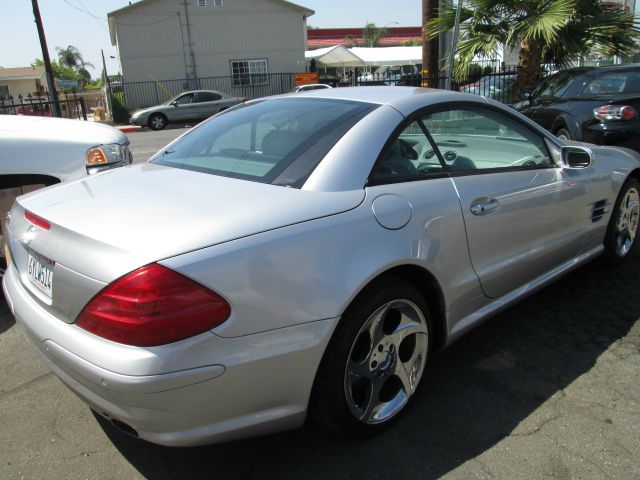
[311,276,432,436]
[555,128,572,141]
[602,177,640,263]
[148,113,168,131]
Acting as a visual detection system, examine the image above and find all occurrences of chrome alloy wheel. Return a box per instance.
[344,299,428,424]
[149,114,167,130]
[614,186,639,257]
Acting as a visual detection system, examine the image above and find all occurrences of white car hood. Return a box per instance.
[0,115,128,182]
[15,163,365,282]
[0,114,125,145]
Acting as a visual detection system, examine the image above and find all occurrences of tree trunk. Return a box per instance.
[422,0,439,87]
[514,37,543,101]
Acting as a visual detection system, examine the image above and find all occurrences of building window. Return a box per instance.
[214,0,223,6]
[197,0,206,6]
[231,59,268,86]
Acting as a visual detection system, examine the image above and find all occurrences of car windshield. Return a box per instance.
[162,94,182,105]
[150,97,376,187]
[533,72,575,98]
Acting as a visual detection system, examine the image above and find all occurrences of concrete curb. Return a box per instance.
[117,125,142,134]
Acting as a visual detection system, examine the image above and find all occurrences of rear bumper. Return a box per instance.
[583,123,640,152]
[3,263,337,446]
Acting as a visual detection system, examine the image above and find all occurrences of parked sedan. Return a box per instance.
[514,64,640,151]
[0,114,132,270]
[3,87,639,447]
[129,90,245,130]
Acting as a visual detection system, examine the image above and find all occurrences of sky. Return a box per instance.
[0,0,422,78]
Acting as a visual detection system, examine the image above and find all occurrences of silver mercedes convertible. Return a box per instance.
[3,87,639,446]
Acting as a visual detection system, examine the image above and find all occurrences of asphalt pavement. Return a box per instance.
[126,125,193,163]
[0,128,639,479]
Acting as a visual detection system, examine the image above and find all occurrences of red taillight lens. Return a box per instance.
[24,210,51,230]
[76,264,230,346]
[593,105,637,122]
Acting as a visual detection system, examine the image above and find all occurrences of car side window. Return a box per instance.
[421,108,553,173]
[174,94,195,105]
[534,74,572,98]
[369,121,444,183]
[197,92,222,102]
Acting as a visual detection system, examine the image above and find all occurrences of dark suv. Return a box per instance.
[514,64,640,152]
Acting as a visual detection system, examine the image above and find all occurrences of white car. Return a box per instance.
[292,83,333,92]
[0,115,132,270]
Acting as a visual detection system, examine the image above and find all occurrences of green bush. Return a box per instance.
[467,64,483,83]
[111,92,129,125]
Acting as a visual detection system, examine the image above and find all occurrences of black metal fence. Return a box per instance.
[0,91,87,120]
[117,73,297,112]
[334,65,521,105]
[115,68,527,114]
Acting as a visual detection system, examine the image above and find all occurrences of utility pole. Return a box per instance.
[31,0,60,116]
[101,49,113,121]
[180,0,198,87]
[445,0,464,90]
[422,0,440,87]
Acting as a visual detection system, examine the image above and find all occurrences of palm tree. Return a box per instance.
[56,45,94,80]
[362,23,388,48]
[426,0,640,96]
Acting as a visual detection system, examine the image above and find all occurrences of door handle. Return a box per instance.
[470,198,499,215]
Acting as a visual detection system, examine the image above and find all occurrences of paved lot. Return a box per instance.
[1,253,638,479]
[126,126,192,163]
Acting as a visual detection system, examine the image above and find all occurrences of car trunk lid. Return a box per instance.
[7,163,364,323]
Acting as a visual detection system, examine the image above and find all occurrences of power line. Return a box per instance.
[61,0,107,23]
[60,0,178,28]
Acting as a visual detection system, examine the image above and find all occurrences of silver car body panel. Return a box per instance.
[4,87,640,446]
[3,265,337,446]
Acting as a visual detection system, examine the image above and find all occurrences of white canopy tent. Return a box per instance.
[304,45,364,67]
[348,46,422,66]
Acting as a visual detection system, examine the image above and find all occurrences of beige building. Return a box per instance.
[108,0,313,89]
[0,66,46,99]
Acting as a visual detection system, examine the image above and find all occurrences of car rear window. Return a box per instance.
[150,98,376,187]
[581,70,640,95]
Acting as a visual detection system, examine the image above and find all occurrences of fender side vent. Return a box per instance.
[592,200,608,223]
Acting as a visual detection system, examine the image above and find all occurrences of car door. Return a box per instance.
[195,91,223,118]
[168,93,198,121]
[520,73,575,130]
[419,105,591,299]
[366,120,482,310]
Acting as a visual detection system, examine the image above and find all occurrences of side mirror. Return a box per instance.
[521,92,531,100]
[170,101,178,106]
[561,146,592,169]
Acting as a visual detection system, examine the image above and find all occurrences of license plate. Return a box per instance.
[27,251,54,297]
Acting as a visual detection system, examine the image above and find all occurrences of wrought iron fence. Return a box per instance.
[341,65,521,104]
[112,66,542,118]
[118,73,297,112]
[0,91,87,120]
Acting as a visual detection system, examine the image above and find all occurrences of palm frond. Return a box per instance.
[513,0,575,43]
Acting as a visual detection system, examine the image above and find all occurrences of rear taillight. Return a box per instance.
[593,105,637,122]
[76,263,230,346]
[24,210,51,230]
